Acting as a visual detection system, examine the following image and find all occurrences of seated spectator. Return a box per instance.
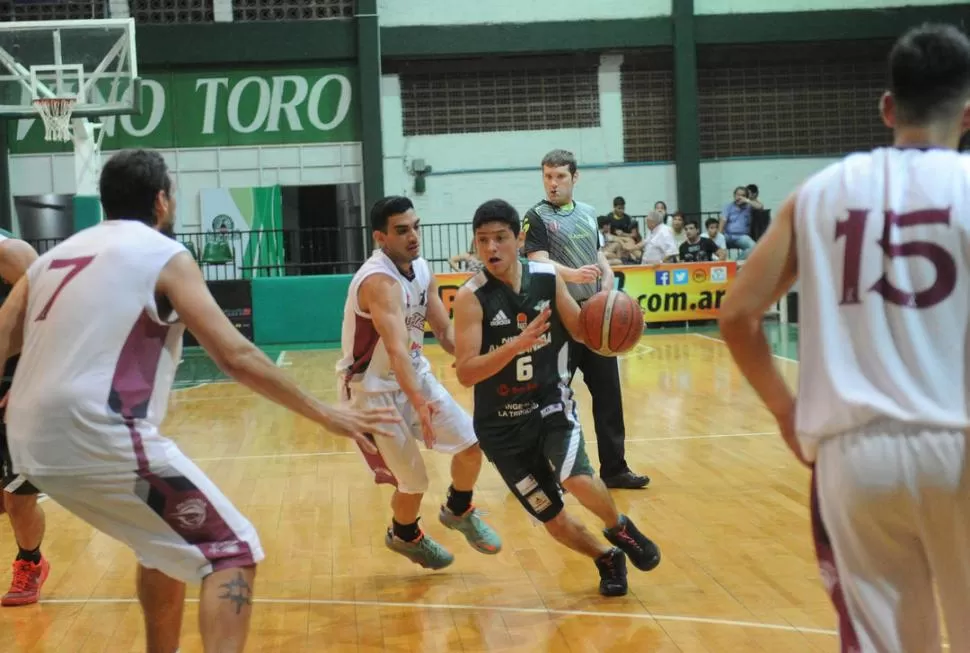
[598,215,642,265]
[450,244,483,272]
[679,221,725,262]
[605,196,640,241]
[640,210,678,264]
[670,211,687,247]
[654,201,669,226]
[702,217,727,251]
[719,186,762,260]
[746,183,772,241]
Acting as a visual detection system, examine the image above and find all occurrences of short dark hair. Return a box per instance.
[370,195,414,232]
[613,196,625,207]
[541,149,577,175]
[705,217,719,229]
[889,23,970,125]
[473,199,520,237]
[99,149,172,223]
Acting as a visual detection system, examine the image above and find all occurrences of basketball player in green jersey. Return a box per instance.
[452,199,661,596]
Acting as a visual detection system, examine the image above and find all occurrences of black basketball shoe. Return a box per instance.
[595,547,628,597]
[604,514,661,571]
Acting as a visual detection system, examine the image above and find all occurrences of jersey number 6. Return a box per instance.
[516,355,533,382]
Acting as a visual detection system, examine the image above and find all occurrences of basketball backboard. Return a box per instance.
[0,18,140,120]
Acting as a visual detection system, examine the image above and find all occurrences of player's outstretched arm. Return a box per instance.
[426,276,456,355]
[453,286,550,387]
[157,253,400,451]
[554,269,585,345]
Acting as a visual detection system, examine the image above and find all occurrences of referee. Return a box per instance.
[522,149,649,489]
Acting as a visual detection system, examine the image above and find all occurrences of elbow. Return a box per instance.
[717,302,754,339]
[453,364,475,388]
[216,343,257,378]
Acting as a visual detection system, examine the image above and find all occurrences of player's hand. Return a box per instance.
[775,405,809,468]
[513,307,551,354]
[416,399,441,449]
[569,265,602,284]
[320,405,402,455]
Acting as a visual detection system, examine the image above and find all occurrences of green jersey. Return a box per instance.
[465,259,569,452]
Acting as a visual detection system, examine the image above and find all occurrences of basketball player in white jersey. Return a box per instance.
[719,23,970,653]
[337,196,502,570]
[0,149,400,653]
[0,234,50,607]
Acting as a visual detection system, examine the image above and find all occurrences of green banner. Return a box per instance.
[199,186,284,279]
[8,66,359,154]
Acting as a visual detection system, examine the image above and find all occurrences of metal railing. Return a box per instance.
[20,211,734,281]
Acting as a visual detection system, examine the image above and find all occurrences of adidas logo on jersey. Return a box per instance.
[490,310,511,327]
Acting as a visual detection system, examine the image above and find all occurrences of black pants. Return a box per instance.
[567,339,628,478]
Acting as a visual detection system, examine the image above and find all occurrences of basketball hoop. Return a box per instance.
[32,97,77,142]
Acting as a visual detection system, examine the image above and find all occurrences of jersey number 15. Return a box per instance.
[836,208,956,308]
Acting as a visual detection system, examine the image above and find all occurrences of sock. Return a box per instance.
[16,547,41,565]
[445,485,473,516]
[392,519,421,542]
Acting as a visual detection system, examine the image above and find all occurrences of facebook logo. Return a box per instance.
[673,269,689,285]
[655,270,670,286]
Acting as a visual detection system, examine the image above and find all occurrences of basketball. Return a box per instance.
[579,290,644,356]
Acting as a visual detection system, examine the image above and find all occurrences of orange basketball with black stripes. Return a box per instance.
[579,290,644,356]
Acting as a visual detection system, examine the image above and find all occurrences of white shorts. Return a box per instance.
[347,371,477,494]
[27,449,264,584]
[814,421,970,653]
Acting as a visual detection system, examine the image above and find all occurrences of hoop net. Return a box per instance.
[32,97,77,142]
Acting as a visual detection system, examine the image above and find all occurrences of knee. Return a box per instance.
[397,474,429,495]
[542,509,571,538]
[455,444,482,463]
[560,473,594,495]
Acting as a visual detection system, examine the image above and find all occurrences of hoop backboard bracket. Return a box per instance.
[0,18,141,120]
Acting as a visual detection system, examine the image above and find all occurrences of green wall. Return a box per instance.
[251,275,353,346]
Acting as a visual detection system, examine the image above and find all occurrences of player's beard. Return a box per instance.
[158,223,176,239]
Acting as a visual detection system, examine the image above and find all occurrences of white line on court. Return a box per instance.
[275,350,289,367]
[36,596,836,636]
[691,331,799,363]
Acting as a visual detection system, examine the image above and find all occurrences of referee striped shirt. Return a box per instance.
[522,199,601,302]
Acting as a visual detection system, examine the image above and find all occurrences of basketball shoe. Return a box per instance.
[2,556,50,606]
[385,529,454,570]
[604,514,661,571]
[595,547,628,597]
[438,505,502,554]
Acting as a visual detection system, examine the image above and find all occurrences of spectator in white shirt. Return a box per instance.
[702,217,727,255]
[640,210,679,264]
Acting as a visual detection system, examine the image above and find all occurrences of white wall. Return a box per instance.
[381,54,678,224]
[9,142,362,233]
[378,0,671,27]
[696,0,966,14]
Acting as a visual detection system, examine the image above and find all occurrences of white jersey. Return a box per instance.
[6,220,187,475]
[336,250,432,394]
[794,146,970,461]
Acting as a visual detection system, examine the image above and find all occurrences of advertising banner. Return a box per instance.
[427,261,737,333]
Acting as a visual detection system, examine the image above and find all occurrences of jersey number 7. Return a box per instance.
[35,256,97,322]
[835,208,956,308]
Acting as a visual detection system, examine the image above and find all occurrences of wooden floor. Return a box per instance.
[0,328,841,652]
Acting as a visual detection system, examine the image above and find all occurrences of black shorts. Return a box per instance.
[483,401,594,523]
[0,355,38,496]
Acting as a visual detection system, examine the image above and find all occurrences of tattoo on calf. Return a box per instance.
[218,571,252,615]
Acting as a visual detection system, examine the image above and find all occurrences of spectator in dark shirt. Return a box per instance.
[679,221,724,262]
